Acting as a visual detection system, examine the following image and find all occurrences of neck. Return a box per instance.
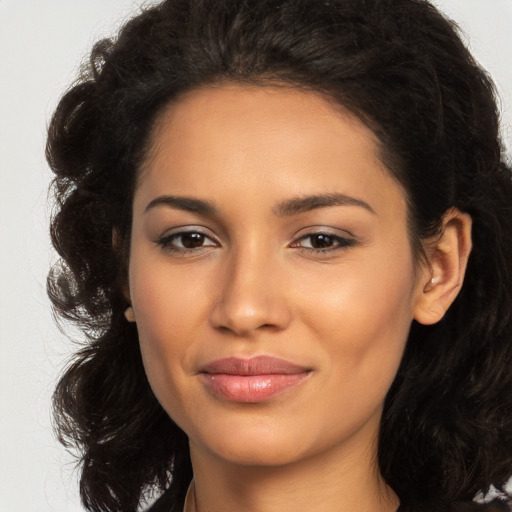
[187,429,399,512]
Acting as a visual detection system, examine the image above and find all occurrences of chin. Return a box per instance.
[203,437,307,467]
[188,416,313,467]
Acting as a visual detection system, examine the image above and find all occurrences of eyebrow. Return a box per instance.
[144,195,218,215]
[144,192,375,217]
[274,193,376,216]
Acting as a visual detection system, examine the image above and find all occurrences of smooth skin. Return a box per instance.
[127,84,472,512]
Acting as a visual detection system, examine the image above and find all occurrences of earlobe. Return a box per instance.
[124,306,136,323]
[413,208,472,325]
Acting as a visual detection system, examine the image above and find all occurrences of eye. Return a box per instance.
[156,230,218,253]
[291,232,356,253]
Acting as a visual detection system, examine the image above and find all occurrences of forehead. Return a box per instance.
[136,84,406,220]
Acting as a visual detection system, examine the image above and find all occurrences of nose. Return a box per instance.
[209,247,292,336]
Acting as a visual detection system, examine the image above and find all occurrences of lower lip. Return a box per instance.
[199,373,310,403]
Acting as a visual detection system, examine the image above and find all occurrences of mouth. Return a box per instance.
[198,356,312,403]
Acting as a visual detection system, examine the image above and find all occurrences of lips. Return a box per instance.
[199,356,311,403]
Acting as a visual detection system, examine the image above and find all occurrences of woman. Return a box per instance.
[46,0,512,511]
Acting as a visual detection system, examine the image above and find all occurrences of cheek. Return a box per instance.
[297,243,416,388]
[128,251,210,419]
[129,242,213,342]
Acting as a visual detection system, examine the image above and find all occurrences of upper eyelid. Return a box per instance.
[291,225,356,240]
[158,226,217,238]
[291,233,354,246]
[156,227,219,246]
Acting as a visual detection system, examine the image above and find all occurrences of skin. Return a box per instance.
[128,84,472,512]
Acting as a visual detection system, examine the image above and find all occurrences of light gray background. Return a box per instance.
[1,1,511,511]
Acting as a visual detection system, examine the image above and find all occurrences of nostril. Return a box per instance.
[209,301,291,336]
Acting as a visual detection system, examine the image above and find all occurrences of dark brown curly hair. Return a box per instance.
[46,1,512,511]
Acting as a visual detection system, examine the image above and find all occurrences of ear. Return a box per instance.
[413,208,472,325]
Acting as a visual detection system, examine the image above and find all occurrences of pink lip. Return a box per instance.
[199,356,311,403]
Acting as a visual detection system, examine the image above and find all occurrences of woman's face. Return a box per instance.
[129,84,426,468]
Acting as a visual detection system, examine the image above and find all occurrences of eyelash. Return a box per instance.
[156,230,356,255]
[156,229,218,254]
[291,232,357,253]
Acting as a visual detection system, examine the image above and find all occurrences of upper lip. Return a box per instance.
[200,356,310,375]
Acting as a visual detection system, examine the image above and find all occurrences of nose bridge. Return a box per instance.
[209,240,290,335]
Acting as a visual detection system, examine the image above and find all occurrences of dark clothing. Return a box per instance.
[453,503,510,511]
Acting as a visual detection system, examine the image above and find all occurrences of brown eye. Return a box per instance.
[157,230,217,252]
[181,232,206,248]
[291,231,356,253]
[309,234,335,249]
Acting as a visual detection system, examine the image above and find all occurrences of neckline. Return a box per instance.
[182,479,401,512]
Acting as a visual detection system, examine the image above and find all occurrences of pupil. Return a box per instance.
[182,233,204,248]
[311,234,333,248]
